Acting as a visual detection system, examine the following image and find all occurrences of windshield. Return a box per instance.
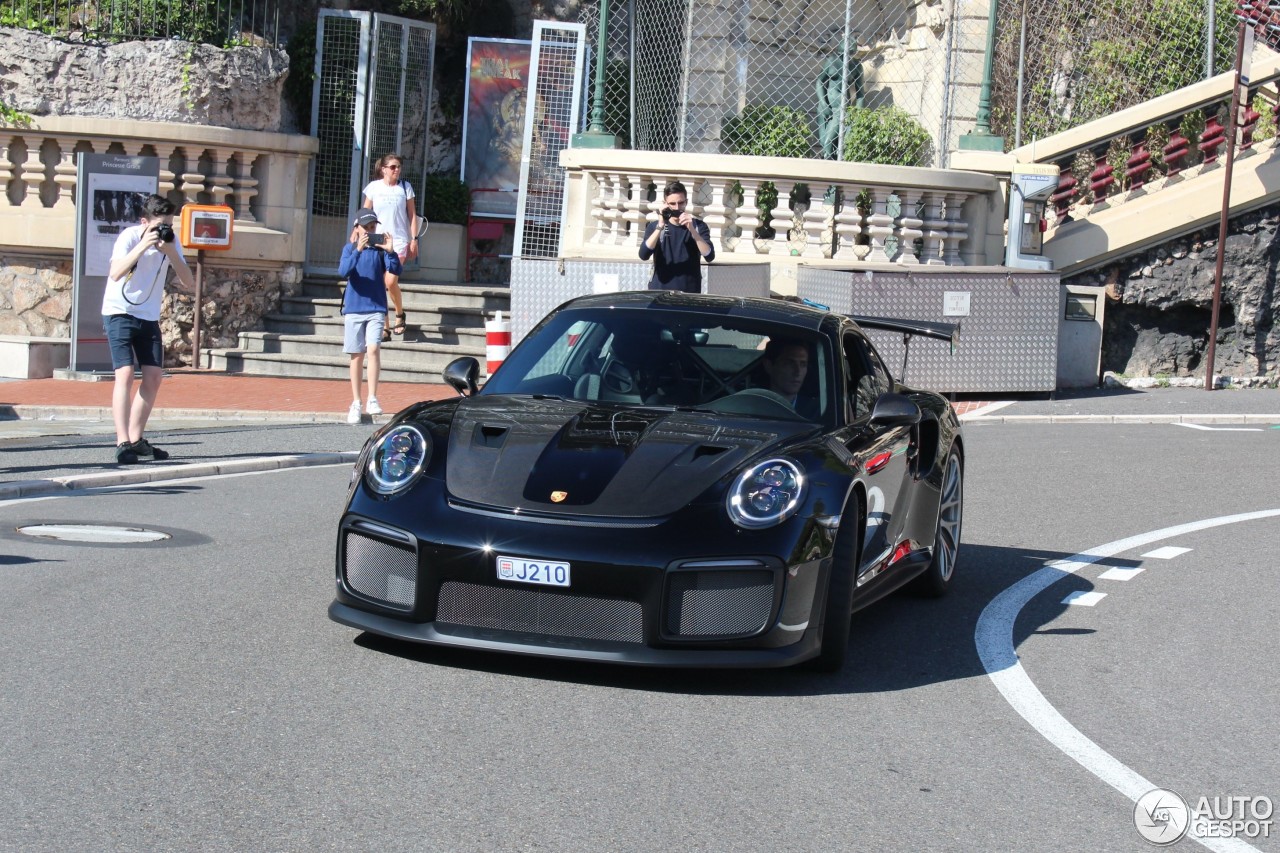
[481,307,833,425]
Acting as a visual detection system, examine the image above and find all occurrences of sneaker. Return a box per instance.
[131,438,169,461]
[347,400,363,424]
[366,397,383,416]
[115,441,140,465]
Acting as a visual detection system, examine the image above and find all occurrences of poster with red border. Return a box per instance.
[461,38,532,218]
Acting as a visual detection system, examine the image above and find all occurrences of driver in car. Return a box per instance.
[761,338,819,420]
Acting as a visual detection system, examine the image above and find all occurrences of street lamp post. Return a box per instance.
[572,0,620,148]
[959,0,1005,151]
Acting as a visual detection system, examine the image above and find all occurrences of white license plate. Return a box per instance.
[496,555,571,588]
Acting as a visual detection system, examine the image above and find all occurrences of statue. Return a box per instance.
[816,48,865,160]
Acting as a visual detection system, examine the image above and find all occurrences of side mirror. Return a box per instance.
[443,357,480,397]
[869,392,922,427]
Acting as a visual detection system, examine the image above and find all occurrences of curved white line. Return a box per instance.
[976,508,1280,853]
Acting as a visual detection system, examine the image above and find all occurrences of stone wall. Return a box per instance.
[163,263,304,365]
[1065,204,1280,381]
[0,254,302,366]
[0,256,73,338]
[0,28,289,133]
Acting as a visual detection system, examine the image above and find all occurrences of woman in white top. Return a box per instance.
[362,152,418,340]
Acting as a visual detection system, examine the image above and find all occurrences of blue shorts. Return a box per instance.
[104,314,164,370]
[344,312,386,354]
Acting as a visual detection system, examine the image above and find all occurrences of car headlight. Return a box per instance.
[727,458,805,529]
[365,424,430,496]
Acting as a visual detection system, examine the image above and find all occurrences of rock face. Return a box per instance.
[0,28,289,132]
[160,263,303,365]
[1066,205,1280,379]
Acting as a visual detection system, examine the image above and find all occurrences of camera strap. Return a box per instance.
[121,254,170,307]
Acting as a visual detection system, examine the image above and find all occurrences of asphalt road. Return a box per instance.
[1,421,1276,852]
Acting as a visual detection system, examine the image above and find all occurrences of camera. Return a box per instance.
[661,207,683,225]
[153,223,175,243]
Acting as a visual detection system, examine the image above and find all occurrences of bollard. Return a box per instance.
[485,309,511,376]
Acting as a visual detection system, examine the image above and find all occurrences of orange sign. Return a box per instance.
[180,204,234,250]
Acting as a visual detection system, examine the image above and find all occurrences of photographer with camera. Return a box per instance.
[101,193,195,465]
[638,180,714,293]
[339,210,403,424]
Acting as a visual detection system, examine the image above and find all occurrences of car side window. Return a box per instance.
[845,333,891,421]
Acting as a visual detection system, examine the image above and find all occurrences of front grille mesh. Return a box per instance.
[344,531,417,609]
[436,581,643,644]
[666,570,775,637]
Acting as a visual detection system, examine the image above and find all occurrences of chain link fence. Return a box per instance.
[990,0,1239,148]
[574,0,1266,170]
[580,0,974,168]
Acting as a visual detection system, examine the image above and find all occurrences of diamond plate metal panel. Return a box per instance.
[798,267,1061,393]
[510,258,654,344]
[704,264,771,298]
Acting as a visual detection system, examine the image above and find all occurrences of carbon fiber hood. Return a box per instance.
[444,396,808,516]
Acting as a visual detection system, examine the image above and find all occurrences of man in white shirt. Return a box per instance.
[101,194,196,464]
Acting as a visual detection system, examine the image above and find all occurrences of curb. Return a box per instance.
[0,452,360,502]
[2,405,393,425]
[959,413,1280,424]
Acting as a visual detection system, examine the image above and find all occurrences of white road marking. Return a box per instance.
[1142,546,1191,559]
[1098,567,1145,581]
[1173,423,1262,432]
[1062,590,1106,606]
[976,508,1280,853]
[0,465,352,509]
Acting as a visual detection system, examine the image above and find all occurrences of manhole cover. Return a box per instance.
[16,524,171,543]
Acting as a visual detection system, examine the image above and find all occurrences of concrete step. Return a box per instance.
[236,330,485,357]
[205,347,479,382]
[258,317,487,346]
[276,296,492,329]
[299,279,510,312]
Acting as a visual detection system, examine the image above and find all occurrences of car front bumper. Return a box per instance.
[329,504,833,668]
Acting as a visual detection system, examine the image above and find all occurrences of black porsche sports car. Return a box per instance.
[329,291,963,671]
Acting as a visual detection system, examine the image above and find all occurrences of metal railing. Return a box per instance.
[0,0,282,47]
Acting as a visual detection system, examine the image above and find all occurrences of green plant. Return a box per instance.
[723,105,815,158]
[421,174,469,225]
[179,42,197,110]
[0,98,33,127]
[841,105,932,166]
[284,22,317,133]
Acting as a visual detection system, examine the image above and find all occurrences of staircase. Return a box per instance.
[204,276,511,383]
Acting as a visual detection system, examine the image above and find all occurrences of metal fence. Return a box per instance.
[990,0,1238,148]
[577,0,1245,165]
[580,0,979,168]
[0,0,282,46]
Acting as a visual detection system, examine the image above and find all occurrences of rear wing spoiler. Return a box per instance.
[848,315,959,348]
[848,314,959,383]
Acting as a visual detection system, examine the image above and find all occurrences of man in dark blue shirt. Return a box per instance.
[638,180,714,293]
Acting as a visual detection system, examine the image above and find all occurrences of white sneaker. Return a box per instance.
[366,397,383,416]
[346,400,363,424]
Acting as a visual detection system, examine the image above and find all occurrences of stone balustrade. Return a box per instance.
[558,149,1006,288]
[0,115,318,263]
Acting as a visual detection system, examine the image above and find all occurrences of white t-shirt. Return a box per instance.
[361,179,415,253]
[101,224,190,321]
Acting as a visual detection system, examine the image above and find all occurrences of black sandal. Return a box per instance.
[391,311,407,339]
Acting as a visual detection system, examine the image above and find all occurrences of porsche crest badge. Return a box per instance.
[550,490,568,503]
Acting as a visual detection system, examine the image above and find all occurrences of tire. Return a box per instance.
[806,492,861,673]
[912,447,963,598]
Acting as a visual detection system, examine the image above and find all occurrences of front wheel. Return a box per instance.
[806,493,861,673]
[912,447,962,597]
